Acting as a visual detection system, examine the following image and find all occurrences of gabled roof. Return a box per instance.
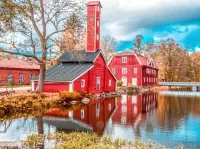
[0,57,39,70]
[87,1,102,8]
[109,50,159,69]
[34,63,93,82]
[58,50,101,63]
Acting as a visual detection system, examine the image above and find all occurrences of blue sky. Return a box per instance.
[98,0,200,52]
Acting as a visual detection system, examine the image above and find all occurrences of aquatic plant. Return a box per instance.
[23,132,183,149]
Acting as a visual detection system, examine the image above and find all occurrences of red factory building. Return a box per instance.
[108,50,159,87]
[32,1,116,93]
[0,57,39,85]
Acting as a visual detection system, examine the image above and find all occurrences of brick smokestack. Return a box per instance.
[86,1,102,52]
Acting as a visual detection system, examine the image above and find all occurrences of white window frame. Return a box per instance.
[19,74,24,84]
[109,80,112,86]
[96,77,100,90]
[8,74,13,83]
[97,20,99,26]
[122,68,127,74]
[96,103,100,117]
[134,68,137,74]
[97,5,100,12]
[122,57,127,63]
[81,109,84,119]
[81,79,85,88]
[144,77,145,82]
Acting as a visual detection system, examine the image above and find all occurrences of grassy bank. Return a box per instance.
[23,132,183,149]
[0,92,92,121]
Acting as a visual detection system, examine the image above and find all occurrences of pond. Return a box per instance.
[1,90,200,148]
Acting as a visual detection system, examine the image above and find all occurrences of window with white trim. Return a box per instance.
[109,80,112,86]
[81,79,85,88]
[97,6,100,12]
[96,103,100,118]
[69,111,73,119]
[122,57,127,63]
[96,77,100,90]
[8,74,13,83]
[81,109,84,119]
[134,68,137,74]
[144,77,146,82]
[122,68,127,74]
[19,74,23,84]
[112,68,115,74]
[97,34,99,40]
[146,68,149,74]
[97,20,99,26]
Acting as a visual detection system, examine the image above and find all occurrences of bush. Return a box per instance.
[117,81,123,86]
[127,85,138,90]
[59,91,83,101]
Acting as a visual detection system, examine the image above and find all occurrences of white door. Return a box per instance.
[122,77,127,86]
[132,78,137,86]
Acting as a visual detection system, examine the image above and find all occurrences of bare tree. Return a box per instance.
[0,0,85,93]
[101,35,116,63]
[133,34,143,53]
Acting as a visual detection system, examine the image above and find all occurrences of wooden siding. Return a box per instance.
[34,83,69,93]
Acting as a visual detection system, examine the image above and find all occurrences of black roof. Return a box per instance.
[58,49,101,62]
[34,63,93,82]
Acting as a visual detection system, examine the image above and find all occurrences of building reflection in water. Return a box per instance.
[44,97,117,135]
[103,92,158,138]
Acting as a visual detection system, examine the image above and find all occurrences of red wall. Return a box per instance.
[109,55,158,87]
[74,54,116,93]
[0,68,39,85]
[34,83,69,93]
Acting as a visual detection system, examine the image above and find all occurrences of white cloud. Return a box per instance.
[195,47,200,52]
[98,0,200,41]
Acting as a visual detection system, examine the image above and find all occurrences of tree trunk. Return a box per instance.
[37,63,46,93]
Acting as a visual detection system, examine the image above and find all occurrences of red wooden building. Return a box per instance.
[32,1,116,93]
[44,97,116,135]
[108,50,159,87]
[0,57,39,85]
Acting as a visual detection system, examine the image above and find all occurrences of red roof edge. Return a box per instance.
[86,1,102,8]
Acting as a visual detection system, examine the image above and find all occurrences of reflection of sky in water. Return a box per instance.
[0,118,56,141]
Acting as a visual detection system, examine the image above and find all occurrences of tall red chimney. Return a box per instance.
[86,1,102,52]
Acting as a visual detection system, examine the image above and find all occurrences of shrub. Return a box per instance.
[59,91,83,101]
[117,81,123,87]
[127,85,138,90]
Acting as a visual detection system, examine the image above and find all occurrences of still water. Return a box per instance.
[1,91,200,148]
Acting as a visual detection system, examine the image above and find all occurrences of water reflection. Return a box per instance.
[1,91,200,148]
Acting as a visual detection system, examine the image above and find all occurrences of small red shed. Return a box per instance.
[108,50,159,87]
[32,1,116,93]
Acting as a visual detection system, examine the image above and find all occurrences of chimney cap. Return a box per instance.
[86,1,102,8]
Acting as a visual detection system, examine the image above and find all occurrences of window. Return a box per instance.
[8,74,13,83]
[96,103,100,117]
[81,79,85,88]
[144,77,145,82]
[19,74,24,84]
[96,77,100,90]
[97,5,100,12]
[109,80,112,86]
[29,74,32,80]
[134,68,137,74]
[97,34,99,40]
[112,68,115,74]
[81,109,84,119]
[122,57,127,63]
[97,20,99,26]
[108,103,111,111]
[69,111,73,119]
[122,68,127,74]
